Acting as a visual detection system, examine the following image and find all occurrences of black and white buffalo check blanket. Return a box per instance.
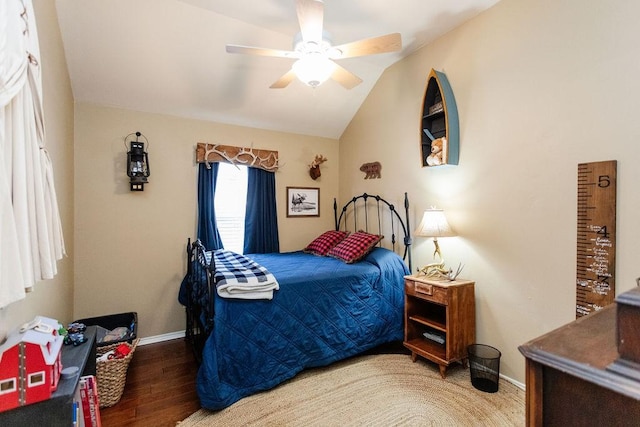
[210,250,279,300]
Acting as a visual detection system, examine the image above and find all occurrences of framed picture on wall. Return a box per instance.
[286,187,319,217]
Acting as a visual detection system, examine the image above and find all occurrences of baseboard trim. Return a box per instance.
[500,373,525,390]
[138,330,185,346]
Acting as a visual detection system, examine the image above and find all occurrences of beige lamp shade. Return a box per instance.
[415,208,455,238]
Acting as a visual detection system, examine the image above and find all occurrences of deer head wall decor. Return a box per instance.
[308,154,328,180]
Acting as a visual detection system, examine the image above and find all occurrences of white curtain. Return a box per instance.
[0,0,65,308]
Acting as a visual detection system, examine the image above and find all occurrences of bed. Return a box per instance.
[179,193,413,410]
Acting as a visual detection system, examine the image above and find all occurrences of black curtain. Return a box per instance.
[243,167,280,254]
[197,163,223,250]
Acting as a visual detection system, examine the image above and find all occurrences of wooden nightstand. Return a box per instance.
[403,275,475,378]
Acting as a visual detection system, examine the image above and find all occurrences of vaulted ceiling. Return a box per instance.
[55,0,500,139]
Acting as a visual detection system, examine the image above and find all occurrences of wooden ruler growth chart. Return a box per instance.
[576,160,617,318]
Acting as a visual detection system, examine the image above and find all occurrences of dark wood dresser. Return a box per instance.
[519,288,640,426]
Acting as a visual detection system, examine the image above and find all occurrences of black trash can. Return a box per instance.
[468,344,501,393]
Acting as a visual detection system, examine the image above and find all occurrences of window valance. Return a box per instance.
[196,142,279,172]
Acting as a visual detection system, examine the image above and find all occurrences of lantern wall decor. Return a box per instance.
[125,131,150,191]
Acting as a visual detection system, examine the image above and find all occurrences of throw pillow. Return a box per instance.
[303,230,350,256]
[327,231,383,263]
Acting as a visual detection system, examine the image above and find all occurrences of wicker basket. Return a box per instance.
[96,338,139,408]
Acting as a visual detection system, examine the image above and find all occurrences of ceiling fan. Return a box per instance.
[225,0,402,89]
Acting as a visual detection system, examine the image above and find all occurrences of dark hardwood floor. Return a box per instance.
[99,338,200,427]
[98,338,409,426]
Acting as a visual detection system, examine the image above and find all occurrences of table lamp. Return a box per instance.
[414,208,457,277]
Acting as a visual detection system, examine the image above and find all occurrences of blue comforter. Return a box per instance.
[196,247,409,410]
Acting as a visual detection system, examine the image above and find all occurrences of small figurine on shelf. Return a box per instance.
[426,137,446,166]
[64,333,88,346]
[67,322,86,334]
[64,322,88,346]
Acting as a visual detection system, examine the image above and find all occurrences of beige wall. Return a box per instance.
[341,0,640,383]
[0,1,75,338]
[73,104,339,337]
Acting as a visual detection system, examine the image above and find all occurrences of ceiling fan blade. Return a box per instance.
[270,69,298,89]
[226,44,298,58]
[296,0,323,42]
[331,33,402,59]
[331,63,363,90]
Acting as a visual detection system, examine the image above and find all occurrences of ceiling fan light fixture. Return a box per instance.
[225,2,401,90]
[292,55,336,88]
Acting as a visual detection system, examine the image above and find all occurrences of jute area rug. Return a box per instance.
[178,354,525,426]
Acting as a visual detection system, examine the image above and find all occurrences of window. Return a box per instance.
[198,162,278,254]
[28,371,45,387]
[214,163,247,253]
[0,378,16,394]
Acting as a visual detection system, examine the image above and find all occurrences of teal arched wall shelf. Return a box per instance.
[420,69,459,167]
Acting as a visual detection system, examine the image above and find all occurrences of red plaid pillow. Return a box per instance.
[327,231,383,263]
[303,230,350,256]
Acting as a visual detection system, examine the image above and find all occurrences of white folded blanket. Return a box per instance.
[212,250,279,300]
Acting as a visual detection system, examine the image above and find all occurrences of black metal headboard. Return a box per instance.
[333,192,412,271]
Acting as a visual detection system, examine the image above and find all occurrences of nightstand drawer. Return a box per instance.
[405,279,448,304]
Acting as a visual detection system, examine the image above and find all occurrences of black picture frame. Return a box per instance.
[286,187,319,217]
